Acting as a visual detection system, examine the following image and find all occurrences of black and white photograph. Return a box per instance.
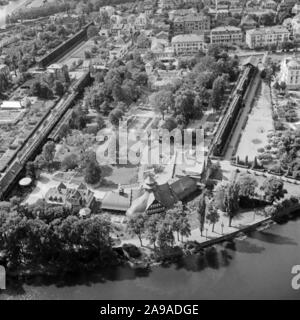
[0,0,300,304]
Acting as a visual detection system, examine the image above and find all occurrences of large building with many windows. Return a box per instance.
[210,26,243,45]
[173,14,211,35]
[245,26,290,49]
[279,55,300,90]
[171,34,207,55]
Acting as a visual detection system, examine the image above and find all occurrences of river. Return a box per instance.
[1,214,300,300]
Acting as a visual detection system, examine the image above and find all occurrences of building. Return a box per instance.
[279,55,300,89]
[168,8,197,20]
[46,63,68,79]
[262,0,278,10]
[172,34,207,55]
[134,13,149,30]
[100,186,143,214]
[245,26,290,49]
[173,14,211,35]
[210,26,243,45]
[126,175,198,217]
[45,182,97,212]
[278,0,297,12]
[291,14,300,40]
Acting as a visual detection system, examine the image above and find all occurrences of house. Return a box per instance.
[245,26,290,49]
[173,14,211,35]
[168,8,197,20]
[278,55,300,90]
[135,13,149,30]
[210,26,243,45]
[262,0,277,10]
[100,186,143,213]
[172,34,207,55]
[45,182,97,212]
[110,23,124,37]
[47,63,68,79]
[291,14,300,40]
[126,175,198,217]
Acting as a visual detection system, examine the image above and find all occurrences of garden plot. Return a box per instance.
[236,82,274,162]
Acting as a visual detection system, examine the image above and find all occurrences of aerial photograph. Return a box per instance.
[0,0,300,302]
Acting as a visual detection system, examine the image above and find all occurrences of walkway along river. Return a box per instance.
[1,212,300,300]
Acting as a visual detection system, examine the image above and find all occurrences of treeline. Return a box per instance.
[8,2,70,22]
[0,199,117,273]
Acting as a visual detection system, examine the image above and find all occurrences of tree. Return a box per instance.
[42,141,56,165]
[87,25,99,39]
[157,218,174,249]
[109,108,123,127]
[178,215,191,242]
[84,160,101,185]
[261,177,286,203]
[197,193,206,236]
[127,213,147,246]
[206,200,219,232]
[150,90,174,120]
[145,213,160,249]
[223,182,240,227]
[54,80,64,96]
[209,75,227,110]
[61,153,79,171]
[96,114,105,130]
[236,174,258,200]
[162,117,177,131]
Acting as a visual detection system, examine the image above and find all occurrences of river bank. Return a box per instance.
[2,211,300,300]
[4,202,300,282]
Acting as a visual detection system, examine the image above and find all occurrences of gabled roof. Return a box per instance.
[170,177,198,201]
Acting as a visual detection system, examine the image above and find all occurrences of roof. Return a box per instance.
[246,25,289,35]
[153,183,178,209]
[0,101,23,109]
[170,177,198,201]
[174,13,210,23]
[19,177,32,186]
[211,26,242,33]
[242,55,259,67]
[101,189,141,212]
[172,34,205,43]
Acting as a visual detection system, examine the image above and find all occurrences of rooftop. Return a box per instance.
[172,34,205,43]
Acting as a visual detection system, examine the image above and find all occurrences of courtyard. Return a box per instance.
[236,81,274,162]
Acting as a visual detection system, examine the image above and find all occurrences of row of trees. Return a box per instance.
[127,203,191,249]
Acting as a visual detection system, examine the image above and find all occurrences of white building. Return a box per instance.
[210,26,243,45]
[279,56,300,90]
[171,34,207,55]
[245,26,290,49]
